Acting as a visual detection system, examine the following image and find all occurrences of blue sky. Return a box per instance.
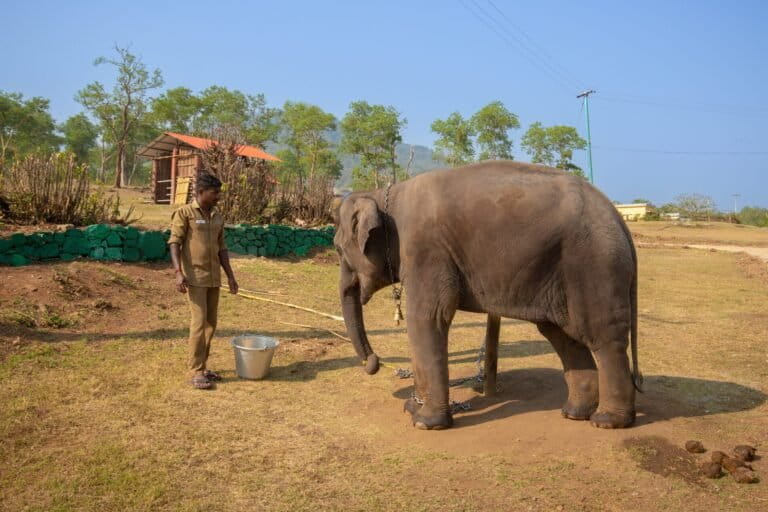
[2,0,766,208]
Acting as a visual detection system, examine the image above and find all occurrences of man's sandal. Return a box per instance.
[192,374,212,390]
[203,370,223,382]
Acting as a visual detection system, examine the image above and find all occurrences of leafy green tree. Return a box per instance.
[278,102,340,186]
[737,206,768,227]
[150,86,279,148]
[60,113,99,162]
[521,122,586,176]
[0,91,59,169]
[76,45,164,188]
[340,101,406,190]
[520,122,552,165]
[149,87,200,133]
[470,101,519,160]
[431,112,476,167]
[632,198,652,204]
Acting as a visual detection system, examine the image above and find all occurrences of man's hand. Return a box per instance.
[228,276,239,295]
[175,271,188,294]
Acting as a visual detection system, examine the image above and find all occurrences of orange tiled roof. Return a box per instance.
[138,132,280,162]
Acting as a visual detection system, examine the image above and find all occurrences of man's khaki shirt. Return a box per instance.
[168,199,227,288]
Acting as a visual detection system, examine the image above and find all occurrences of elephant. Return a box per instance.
[334,160,642,431]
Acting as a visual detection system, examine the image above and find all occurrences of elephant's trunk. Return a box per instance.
[341,282,380,375]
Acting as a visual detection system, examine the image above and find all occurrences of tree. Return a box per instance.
[149,87,200,133]
[632,198,652,204]
[280,102,339,180]
[431,112,475,167]
[0,91,59,169]
[340,100,406,190]
[520,122,552,165]
[150,86,280,149]
[470,101,519,160]
[737,206,768,228]
[276,102,340,222]
[195,87,279,148]
[60,113,99,162]
[76,46,164,188]
[521,122,586,176]
[674,193,716,220]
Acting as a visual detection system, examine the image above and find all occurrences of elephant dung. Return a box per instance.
[731,467,760,484]
[684,440,706,454]
[711,451,728,464]
[733,445,757,462]
[721,455,753,474]
[700,462,723,479]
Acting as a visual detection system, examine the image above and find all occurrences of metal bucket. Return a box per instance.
[231,335,280,380]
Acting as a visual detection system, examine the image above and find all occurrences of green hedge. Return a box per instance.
[0,224,335,267]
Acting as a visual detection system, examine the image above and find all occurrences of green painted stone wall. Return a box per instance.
[0,224,335,267]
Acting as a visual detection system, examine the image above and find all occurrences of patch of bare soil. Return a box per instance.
[0,260,183,358]
[623,436,705,486]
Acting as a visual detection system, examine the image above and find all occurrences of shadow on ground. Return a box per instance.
[390,369,767,429]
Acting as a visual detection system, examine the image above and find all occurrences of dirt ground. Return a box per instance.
[2,187,768,510]
[1,239,767,511]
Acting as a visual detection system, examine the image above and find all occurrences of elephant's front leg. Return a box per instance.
[405,292,456,430]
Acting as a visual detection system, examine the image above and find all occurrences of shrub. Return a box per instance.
[200,127,276,224]
[0,152,135,226]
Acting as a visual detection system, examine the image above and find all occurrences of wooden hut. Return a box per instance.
[137,132,280,205]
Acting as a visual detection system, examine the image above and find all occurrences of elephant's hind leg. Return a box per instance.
[589,334,636,429]
[537,322,599,421]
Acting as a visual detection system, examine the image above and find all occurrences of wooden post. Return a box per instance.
[151,159,159,202]
[170,145,179,203]
[484,314,501,397]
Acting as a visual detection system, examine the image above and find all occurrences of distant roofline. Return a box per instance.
[137,131,280,162]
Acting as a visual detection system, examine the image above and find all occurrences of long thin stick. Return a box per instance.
[239,287,286,296]
[237,291,344,322]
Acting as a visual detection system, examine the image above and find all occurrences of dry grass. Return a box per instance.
[1,244,767,511]
[629,220,768,247]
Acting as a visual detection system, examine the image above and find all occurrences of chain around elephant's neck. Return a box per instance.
[383,182,404,325]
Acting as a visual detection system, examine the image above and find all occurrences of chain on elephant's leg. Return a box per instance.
[405,321,453,430]
[404,366,426,416]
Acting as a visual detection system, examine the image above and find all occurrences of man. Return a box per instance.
[168,173,238,390]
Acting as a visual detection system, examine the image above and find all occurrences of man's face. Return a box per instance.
[198,187,221,208]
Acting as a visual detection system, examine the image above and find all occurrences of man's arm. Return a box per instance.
[168,209,188,294]
[219,249,238,295]
[170,243,188,293]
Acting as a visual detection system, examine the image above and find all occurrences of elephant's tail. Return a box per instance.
[630,258,644,393]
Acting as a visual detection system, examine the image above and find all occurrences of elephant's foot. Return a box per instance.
[411,408,453,430]
[561,400,598,421]
[403,397,421,415]
[589,409,636,429]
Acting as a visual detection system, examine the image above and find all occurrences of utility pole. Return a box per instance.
[577,90,596,184]
[731,193,740,223]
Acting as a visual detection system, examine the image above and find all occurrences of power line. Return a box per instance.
[458,0,578,94]
[485,0,586,91]
[593,145,768,155]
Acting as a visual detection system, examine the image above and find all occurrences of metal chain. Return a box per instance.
[383,182,404,325]
[384,182,485,413]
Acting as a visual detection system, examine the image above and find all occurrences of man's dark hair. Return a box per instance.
[196,173,222,193]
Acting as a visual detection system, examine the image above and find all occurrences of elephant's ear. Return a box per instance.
[354,198,382,254]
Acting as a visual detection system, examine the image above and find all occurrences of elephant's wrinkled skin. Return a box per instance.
[334,161,641,430]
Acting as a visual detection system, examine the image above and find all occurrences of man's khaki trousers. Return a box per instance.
[187,285,220,374]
